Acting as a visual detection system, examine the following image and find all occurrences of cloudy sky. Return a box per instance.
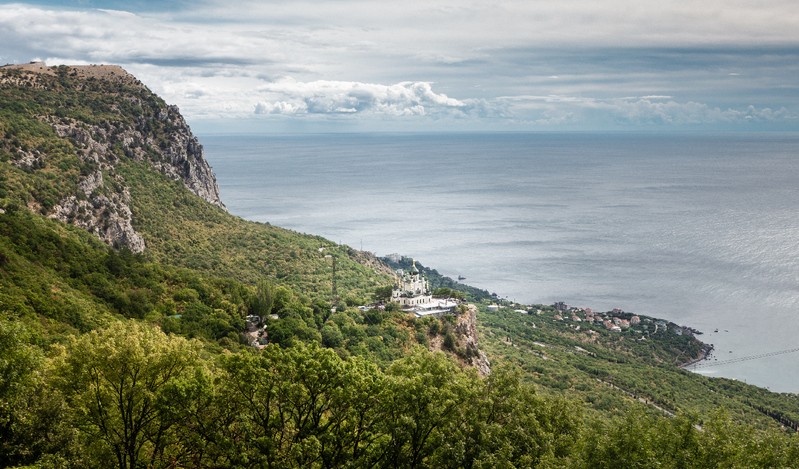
[2,0,799,132]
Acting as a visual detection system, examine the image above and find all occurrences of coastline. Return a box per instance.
[202,132,799,392]
[679,344,714,369]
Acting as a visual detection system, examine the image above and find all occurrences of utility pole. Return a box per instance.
[324,253,338,311]
[331,255,338,308]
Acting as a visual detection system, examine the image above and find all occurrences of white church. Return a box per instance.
[392,260,458,317]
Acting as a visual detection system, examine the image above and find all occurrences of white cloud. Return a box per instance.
[602,97,796,125]
[254,101,306,115]
[253,79,486,118]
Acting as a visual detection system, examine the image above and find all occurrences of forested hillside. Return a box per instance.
[479,303,799,430]
[0,63,391,301]
[2,63,799,468]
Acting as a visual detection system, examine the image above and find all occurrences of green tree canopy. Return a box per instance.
[50,320,207,468]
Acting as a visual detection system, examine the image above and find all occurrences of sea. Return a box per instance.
[200,132,799,393]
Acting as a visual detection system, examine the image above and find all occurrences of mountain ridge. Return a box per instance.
[2,62,223,253]
[1,62,391,302]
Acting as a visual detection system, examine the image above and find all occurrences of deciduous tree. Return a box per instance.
[50,320,205,468]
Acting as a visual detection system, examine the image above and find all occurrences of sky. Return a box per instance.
[2,0,799,133]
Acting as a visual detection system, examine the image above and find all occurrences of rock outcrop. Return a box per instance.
[427,305,491,376]
[49,169,146,253]
[47,104,224,206]
[2,63,224,253]
[457,305,492,376]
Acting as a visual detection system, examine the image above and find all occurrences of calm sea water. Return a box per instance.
[201,132,799,393]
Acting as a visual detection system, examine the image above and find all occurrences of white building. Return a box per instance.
[392,260,457,317]
[392,260,432,306]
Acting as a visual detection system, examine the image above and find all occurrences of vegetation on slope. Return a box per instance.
[0,205,251,343]
[0,199,455,364]
[119,159,389,302]
[478,303,799,430]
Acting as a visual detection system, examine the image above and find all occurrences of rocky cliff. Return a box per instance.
[0,63,224,252]
[427,305,491,376]
[457,305,492,376]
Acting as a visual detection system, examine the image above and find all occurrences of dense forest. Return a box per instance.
[4,320,799,468]
[2,64,799,468]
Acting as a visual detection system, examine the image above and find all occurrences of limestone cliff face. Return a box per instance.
[131,105,224,208]
[48,168,147,253]
[1,63,224,253]
[427,305,491,376]
[457,305,492,376]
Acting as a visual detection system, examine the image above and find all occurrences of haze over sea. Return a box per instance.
[202,132,799,393]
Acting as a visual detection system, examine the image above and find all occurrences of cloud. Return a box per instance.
[0,5,286,69]
[499,95,797,127]
[1,2,798,130]
[600,97,796,125]
[253,79,490,118]
[194,0,799,49]
[249,85,796,128]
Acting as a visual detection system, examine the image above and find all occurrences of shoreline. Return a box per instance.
[679,344,714,369]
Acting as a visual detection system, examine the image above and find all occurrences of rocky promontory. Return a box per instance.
[1,63,224,252]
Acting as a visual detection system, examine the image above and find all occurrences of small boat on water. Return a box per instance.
[458,275,466,280]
